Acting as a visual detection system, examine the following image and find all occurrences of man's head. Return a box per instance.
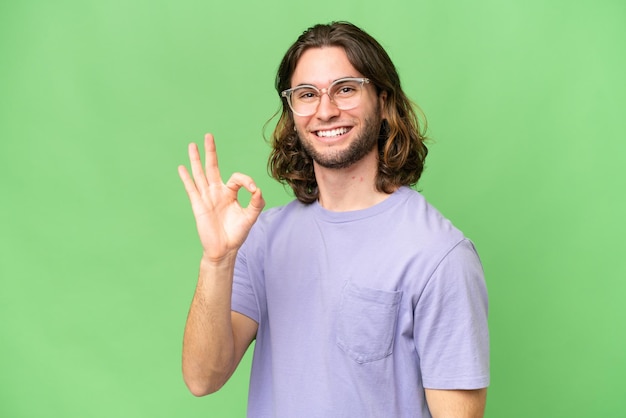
[269,22,428,204]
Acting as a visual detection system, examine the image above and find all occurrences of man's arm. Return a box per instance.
[425,388,487,418]
[178,134,264,396]
[182,257,258,396]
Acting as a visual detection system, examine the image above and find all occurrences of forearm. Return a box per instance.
[182,255,238,396]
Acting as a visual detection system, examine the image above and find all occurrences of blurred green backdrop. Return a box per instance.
[1,0,624,417]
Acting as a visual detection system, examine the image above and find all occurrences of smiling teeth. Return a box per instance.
[316,127,349,137]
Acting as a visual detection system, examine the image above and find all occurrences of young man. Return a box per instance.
[179,22,489,418]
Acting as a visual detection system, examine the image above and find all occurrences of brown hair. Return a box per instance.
[268,21,428,204]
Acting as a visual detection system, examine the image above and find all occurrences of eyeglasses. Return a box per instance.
[281,77,370,117]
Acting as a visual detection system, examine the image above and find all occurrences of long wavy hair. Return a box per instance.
[269,22,428,204]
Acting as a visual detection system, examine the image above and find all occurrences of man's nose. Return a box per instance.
[315,92,340,120]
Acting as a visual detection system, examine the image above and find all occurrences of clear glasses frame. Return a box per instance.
[281,77,370,117]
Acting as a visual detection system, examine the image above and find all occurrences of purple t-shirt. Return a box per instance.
[232,187,489,417]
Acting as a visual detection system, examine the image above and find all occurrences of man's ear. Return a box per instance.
[379,91,388,119]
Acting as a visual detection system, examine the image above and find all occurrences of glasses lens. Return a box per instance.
[289,86,319,116]
[330,79,363,110]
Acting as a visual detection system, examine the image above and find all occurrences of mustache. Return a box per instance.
[306,120,357,131]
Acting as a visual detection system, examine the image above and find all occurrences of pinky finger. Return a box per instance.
[178,165,200,201]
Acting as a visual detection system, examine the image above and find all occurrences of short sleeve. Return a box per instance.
[414,239,490,389]
[231,241,261,324]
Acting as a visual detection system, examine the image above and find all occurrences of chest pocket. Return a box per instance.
[336,281,403,364]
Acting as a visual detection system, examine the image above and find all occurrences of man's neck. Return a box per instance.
[314,151,394,212]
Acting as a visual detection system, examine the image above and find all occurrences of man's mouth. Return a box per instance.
[315,127,350,138]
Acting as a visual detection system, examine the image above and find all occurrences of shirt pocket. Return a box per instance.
[336,281,403,364]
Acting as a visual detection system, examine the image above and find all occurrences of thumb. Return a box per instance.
[246,187,265,215]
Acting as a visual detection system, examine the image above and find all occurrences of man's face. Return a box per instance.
[290,46,386,170]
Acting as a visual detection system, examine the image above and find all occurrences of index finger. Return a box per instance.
[203,133,223,185]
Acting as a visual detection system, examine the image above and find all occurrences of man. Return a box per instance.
[179,22,489,418]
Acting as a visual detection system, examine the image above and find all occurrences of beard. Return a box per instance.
[297,113,383,170]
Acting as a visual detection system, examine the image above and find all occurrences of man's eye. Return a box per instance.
[296,90,318,101]
[334,84,358,96]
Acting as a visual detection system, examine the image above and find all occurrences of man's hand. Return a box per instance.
[178,133,265,262]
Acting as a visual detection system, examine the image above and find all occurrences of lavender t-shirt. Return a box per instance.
[232,187,489,417]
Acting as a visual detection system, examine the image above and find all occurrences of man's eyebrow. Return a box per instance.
[292,77,359,89]
[292,83,318,88]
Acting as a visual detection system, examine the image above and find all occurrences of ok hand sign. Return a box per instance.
[178,134,265,263]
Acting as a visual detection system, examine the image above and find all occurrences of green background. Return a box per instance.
[1,0,624,416]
